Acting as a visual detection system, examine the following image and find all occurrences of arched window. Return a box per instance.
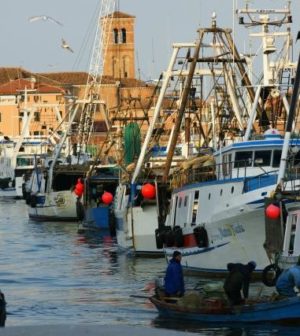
[121,28,126,43]
[113,28,118,44]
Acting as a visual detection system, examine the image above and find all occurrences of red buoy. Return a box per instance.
[266,203,280,220]
[74,188,83,197]
[75,183,84,193]
[102,192,113,205]
[141,183,156,199]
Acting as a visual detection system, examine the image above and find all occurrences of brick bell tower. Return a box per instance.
[102,11,136,79]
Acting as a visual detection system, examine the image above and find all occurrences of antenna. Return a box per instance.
[136,50,141,80]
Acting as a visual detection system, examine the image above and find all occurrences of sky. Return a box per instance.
[0,0,299,81]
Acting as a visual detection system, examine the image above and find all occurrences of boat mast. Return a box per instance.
[277,43,300,185]
[131,44,191,184]
[162,36,203,183]
[11,87,37,168]
[236,2,293,132]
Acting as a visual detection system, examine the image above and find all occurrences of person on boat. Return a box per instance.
[164,250,185,297]
[276,257,300,297]
[0,290,6,327]
[223,261,256,305]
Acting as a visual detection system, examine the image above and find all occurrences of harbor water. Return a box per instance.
[0,199,300,335]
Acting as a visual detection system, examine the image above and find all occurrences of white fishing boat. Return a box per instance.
[26,100,92,221]
[113,36,210,255]
[260,32,300,286]
[164,3,300,275]
[0,102,50,199]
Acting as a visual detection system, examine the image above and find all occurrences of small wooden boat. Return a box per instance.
[149,293,300,323]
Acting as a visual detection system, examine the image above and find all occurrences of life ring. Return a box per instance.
[173,226,184,247]
[30,195,37,208]
[109,210,116,237]
[262,264,282,287]
[155,228,164,249]
[76,200,85,221]
[193,226,209,248]
[22,183,27,199]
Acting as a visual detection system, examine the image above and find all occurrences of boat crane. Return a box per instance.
[237,1,295,133]
[76,0,116,159]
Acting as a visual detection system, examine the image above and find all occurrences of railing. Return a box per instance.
[169,159,280,189]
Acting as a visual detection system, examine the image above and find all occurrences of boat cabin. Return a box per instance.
[214,132,300,180]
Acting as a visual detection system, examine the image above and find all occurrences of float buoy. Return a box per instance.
[141,183,156,199]
[266,204,280,219]
[262,264,282,287]
[102,192,113,205]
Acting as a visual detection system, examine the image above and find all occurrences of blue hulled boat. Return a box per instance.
[150,295,300,323]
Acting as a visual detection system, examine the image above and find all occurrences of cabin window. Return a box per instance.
[34,111,40,122]
[234,151,253,168]
[292,150,300,166]
[113,29,119,44]
[254,150,271,167]
[184,196,188,207]
[192,191,199,225]
[272,150,281,167]
[208,193,211,200]
[288,214,297,254]
[178,197,182,208]
[223,154,232,176]
[231,186,234,194]
[220,189,223,196]
[121,28,126,43]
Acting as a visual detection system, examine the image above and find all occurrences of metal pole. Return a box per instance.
[162,32,204,182]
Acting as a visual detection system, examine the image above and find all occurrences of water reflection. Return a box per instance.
[152,318,300,335]
[2,200,300,333]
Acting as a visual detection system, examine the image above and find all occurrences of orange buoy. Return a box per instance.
[102,192,113,205]
[266,203,280,219]
[141,183,156,199]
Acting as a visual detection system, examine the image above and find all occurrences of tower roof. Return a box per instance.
[105,11,135,19]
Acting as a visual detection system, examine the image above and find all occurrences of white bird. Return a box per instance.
[28,15,63,26]
[61,38,74,53]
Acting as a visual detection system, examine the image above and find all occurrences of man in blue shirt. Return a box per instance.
[276,257,300,297]
[164,251,185,297]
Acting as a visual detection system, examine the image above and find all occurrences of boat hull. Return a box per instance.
[114,199,164,256]
[150,296,300,323]
[164,177,300,274]
[28,191,78,222]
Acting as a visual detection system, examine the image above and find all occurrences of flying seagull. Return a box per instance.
[61,38,74,53]
[28,15,63,26]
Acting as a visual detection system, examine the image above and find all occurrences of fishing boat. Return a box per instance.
[1,150,47,199]
[260,41,300,284]
[163,3,300,274]
[27,158,90,222]
[26,100,92,221]
[77,163,119,234]
[150,293,300,323]
[0,119,50,199]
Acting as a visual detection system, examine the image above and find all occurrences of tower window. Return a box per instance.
[113,28,118,44]
[121,28,126,43]
[34,111,40,122]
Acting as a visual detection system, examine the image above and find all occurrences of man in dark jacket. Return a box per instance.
[164,251,185,297]
[223,261,256,305]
